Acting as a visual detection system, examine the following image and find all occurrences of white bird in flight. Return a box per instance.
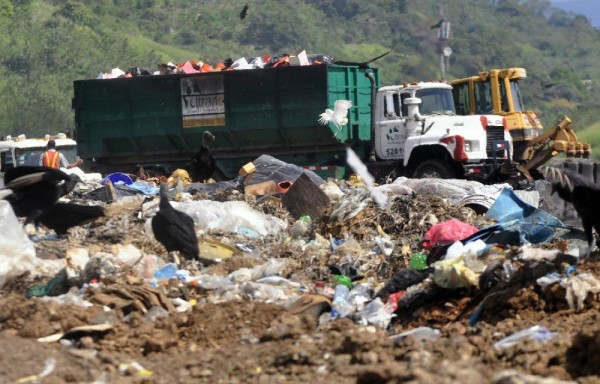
[318,100,353,137]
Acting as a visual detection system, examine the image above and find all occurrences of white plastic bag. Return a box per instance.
[0,201,63,287]
[173,200,287,237]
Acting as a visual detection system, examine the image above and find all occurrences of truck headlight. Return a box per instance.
[464,141,472,152]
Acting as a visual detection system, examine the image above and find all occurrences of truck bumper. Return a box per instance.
[463,162,504,182]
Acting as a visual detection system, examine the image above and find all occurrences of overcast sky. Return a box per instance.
[550,0,600,28]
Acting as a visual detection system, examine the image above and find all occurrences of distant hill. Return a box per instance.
[1,0,599,158]
[550,0,600,28]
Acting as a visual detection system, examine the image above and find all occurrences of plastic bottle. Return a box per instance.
[334,284,349,299]
[331,284,353,317]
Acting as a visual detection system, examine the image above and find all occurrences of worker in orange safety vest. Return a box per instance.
[39,139,83,169]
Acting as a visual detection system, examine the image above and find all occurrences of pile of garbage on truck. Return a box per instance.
[1,151,600,383]
[97,51,333,79]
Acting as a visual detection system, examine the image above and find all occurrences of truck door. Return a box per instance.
[0,150,15,172]
[452,81,472,115]
[375,91,407,160]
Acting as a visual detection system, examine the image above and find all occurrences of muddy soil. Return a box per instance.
[2,282,599,383]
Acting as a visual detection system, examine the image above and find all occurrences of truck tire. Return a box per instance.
[412,159,456,179]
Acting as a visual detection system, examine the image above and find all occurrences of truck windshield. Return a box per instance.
[416,88,456,115]
[15,146,78,167]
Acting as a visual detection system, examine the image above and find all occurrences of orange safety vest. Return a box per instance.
[42,150,60,169]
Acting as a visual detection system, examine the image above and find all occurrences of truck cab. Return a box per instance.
[0,134,78,173]
[373,82,512,181]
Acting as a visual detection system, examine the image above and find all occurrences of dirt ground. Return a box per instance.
[1,190,600,384]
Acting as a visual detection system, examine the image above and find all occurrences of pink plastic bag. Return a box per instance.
[423,219,478,248]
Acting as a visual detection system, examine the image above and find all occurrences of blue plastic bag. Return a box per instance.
[486,188,565,244]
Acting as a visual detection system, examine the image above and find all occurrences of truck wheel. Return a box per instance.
[412,159,455,179]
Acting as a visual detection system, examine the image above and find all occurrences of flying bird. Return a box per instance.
[151,183,199,260]
[186,131,216,183]
[318,100,353,137]
[240,4,249,20]
[333,50,391,69]
[540,165,600,257]
[2,166,81,223]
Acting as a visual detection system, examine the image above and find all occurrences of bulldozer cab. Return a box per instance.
[451,68,590,164]
[452,68,526,114]
[452,68,541,162]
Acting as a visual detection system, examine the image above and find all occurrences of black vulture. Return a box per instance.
[2,166,81,223]
[36,202,105,235]
[151,183,199,260]
[541,165,600,257]
[186,131,216,183]
[240,3,249,20]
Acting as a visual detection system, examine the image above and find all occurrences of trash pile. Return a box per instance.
[1,154,600,383]
[98,51,334,79]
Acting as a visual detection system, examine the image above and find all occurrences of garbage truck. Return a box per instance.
[72,63,512,181]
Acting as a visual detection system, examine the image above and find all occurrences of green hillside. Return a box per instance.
[1,0,600,157]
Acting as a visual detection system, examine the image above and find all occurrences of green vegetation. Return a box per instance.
[1,0,600,157]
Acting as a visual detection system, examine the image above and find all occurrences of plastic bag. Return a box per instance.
[433,255,480,289]
[390,177,483,198]
[244,155,324,187]
[423,219,479,248]
[391,327,441,344]
[356,297,395,329]
[486,188,565,244]
[242,282,288,302]
[561,273,600,311]
[173,200,287,237]
[493,325,555,349]
[0,201,62,288]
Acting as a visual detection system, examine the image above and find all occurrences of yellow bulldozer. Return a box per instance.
[451,68,591,174]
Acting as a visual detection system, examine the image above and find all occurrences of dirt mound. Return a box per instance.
[566,327,600,378]
[0,293,104,338]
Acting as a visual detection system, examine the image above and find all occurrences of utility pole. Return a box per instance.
[431,3,452,82]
